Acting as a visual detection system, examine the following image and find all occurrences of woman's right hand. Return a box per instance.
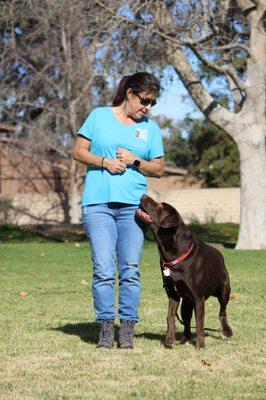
[103,158,126,174]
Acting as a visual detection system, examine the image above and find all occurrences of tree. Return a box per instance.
[97,0,266,249]
[163,115,240,187]
[0,0,125,223]
[154,116,192,168]
[189,120,240,188]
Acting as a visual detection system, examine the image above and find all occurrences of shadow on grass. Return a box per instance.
[0,222,238,245]
[135,331,182,344]
[53,322,168,346]
[52,322,102,344]
[222,241,236,249]
[53,322,223,347]
[136,327,224,345]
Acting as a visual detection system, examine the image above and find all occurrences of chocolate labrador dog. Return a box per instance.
[136,194,233,349]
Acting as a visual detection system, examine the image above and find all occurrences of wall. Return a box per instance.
[1,188,240,225]
[149,188,240,223]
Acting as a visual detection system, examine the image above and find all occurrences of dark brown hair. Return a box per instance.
[112,72,160,106]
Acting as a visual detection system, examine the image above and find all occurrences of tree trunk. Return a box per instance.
[235,125,266,249]
[68,159,81,224]
[235,3,266,248]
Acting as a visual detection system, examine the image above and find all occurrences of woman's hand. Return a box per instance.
[116,148,137,166]
[103,157,126,174]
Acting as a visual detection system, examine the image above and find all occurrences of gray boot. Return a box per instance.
[119,320,136,349]
[96,320,114,349]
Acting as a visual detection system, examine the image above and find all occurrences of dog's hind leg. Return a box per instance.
[218,281,233,337]
[165,297,179,348]
[194,299,205,348]
[179,300,193,345]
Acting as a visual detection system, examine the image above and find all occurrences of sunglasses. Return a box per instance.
[135,92,157,107]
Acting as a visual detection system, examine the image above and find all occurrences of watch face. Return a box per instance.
[133,160,141,168]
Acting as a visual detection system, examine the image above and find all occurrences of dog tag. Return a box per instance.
[163,268,171,277]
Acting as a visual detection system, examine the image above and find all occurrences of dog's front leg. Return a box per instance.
[194,299,205,349]
[165,297,179,348]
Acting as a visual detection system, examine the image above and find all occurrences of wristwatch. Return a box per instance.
[133,159,141,169]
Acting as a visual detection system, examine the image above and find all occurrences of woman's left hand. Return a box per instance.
[116,148,137,166]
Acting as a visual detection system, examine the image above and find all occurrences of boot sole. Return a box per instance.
[119,343,134,349]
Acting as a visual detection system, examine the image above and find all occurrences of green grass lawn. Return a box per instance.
[0,242,265,400]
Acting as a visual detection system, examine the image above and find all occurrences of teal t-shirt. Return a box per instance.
[77,107,164,206]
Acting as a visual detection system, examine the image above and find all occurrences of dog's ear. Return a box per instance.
[159,203,180,228]
[160,215,178,228]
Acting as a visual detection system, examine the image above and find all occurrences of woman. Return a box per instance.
[72,72,164,349]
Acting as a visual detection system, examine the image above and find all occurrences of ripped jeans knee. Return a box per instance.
[118,261,141,321]
[127,263,139,268]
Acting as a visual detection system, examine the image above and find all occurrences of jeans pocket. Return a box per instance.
[82,204,102,238]
[81,205,88,216]
[81,206,91,237]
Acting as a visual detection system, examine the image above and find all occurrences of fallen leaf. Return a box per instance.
[230,293,236,300]
[201,359,211,367]
[80,279,89,286]
[40,252,45,257]
[20,291,29,297]
[74,242,81,248]
[64,239,69,243]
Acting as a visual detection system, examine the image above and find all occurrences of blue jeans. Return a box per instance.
[82,203,146,322]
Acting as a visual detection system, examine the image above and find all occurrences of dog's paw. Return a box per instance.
[179,336,189,345]
[165,338,176,348]
[195,343,205,350]
[165,333,176,347]
[195,338,205,349]
[222,325,233,337]
[164,342,174,349]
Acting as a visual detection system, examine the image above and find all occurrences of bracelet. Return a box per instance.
[101,157,106,168]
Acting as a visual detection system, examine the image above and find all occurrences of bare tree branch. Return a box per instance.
[188,44,248,92]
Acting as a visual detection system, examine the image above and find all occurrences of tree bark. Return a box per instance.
[166,46,236,131]
[233,3,266,248]
[68,159,81,224]
[233,124,266,249]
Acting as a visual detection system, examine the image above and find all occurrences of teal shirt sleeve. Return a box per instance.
[77,108,97,140]
[148,121,164,160]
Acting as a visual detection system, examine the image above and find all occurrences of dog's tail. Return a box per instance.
[175,311,184,325]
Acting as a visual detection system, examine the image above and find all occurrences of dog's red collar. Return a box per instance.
[162,242,194,268]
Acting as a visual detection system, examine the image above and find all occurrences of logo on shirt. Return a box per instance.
[135,128,148,142]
